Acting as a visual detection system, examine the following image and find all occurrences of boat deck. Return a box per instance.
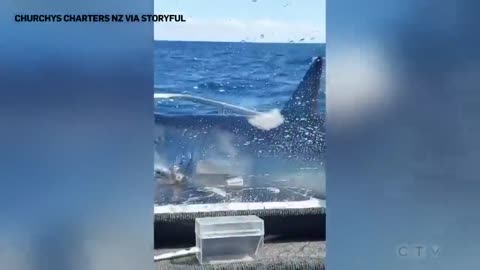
[154,241,325,270]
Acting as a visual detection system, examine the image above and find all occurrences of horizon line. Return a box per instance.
[154,39,326,45]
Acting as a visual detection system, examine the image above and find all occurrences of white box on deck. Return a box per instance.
[195,215,264,265]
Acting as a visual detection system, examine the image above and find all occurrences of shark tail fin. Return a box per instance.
[281,56,324,120]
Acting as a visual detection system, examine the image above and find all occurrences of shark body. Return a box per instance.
[154,57,326,198]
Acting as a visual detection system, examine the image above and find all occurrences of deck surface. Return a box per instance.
[154,241,326,270]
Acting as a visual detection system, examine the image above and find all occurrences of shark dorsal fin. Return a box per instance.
[281,57,323,120]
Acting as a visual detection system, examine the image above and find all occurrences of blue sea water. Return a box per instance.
[153,41,326,205]
[154,41,325,114]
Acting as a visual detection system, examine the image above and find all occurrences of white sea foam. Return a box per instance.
[247,109,284,130]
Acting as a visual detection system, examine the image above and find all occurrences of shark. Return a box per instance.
[154,56,326,198]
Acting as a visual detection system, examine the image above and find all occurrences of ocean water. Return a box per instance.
[154,41,325,114]
[153,41,326,205]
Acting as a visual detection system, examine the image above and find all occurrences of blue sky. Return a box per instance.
[154,0,325,43]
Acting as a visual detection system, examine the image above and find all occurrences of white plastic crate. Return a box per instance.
[195,215,264,264]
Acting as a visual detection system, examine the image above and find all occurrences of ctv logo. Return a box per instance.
[396,244,440,259]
